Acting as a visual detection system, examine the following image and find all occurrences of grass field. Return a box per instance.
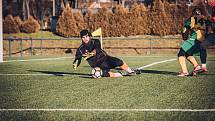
[0,55,215,121]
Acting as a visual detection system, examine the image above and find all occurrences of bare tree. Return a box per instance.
[30,0,52,29]
[22,0,30,20]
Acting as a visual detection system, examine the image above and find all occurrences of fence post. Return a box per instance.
[20,38,23,56]
[40,39,42,55]
[9,39,11,57]
[30,37,33,56]
[149,38,152,55]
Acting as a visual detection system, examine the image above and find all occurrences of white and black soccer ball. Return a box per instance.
[91,67,103,78]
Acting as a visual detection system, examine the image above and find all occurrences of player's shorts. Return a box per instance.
[98,56,123,70]
[178,48,192,57]
[98,56,124,77]
[178,43,200,57]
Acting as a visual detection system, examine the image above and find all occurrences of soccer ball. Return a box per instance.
[91,67,103,78]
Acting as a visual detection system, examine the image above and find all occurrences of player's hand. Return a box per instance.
[73,63,77,70]
[181,27,190,40]
[182,33,189,40]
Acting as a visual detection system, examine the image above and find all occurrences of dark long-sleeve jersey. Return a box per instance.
[73,39,108,68]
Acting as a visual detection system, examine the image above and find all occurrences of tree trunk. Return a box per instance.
[22,0,30,20]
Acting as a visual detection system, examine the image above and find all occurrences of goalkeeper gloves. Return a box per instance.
[73,63,77,70]
[73,60,79,70]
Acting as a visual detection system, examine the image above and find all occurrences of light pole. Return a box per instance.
[53,0,55,16]
[0,0,3,62]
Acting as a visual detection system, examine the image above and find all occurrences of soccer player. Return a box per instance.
[73,29,136,78]
[201,6,215,50]
[178,7,211,76]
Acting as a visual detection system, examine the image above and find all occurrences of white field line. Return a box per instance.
[0,108,215,112]
[137,58,177,70]
[0,58,177,76]
[0,58,214,112]
[2,56,172,63]
[0,74,68,76]
[3,57,73,63]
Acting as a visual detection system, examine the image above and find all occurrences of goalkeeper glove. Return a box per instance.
[73,63,77,70]
[73,60,78,70]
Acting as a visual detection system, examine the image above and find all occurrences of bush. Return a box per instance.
[86,6,113,37]
[148,0,171,36]
[3,15,20,33]
[13,16,23,28]
[56,4,85,37]
[21,16,40,33]
[55,1,190,37]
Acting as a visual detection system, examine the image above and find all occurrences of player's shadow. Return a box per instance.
[28,70,90,77]
[138,69,215,76]
[139,69,178,75]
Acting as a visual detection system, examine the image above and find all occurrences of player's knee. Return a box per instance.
[102,69,110,77]
[117,59,124,67]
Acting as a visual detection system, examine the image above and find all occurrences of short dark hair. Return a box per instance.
[80,29,92,38]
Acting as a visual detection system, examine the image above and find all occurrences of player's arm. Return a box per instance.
[73,49,82,70]
[183,17,192,30]
[181,27,191,40]
[93,39,108,58]
[73,58,81,70]
[94,39,102,50]
[206,19,213,34]
[181,17,192,40]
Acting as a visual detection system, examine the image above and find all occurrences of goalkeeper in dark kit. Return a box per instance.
[73,29,137,78]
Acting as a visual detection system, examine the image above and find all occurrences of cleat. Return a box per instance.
[127,69,137,76]
[201,67,208,74]
[177,72,189,77]
[134,69,141,74]
[127,71,137,76]
[192,71,198,76]
[192,65,202,76]
[193,65,202,73]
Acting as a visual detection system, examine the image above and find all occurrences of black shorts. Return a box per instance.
[98,56,124,77]
[178,48,193,57]
[178,40,204,57]
[99,56,123,70]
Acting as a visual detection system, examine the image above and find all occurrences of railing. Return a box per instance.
[3,37,214,57]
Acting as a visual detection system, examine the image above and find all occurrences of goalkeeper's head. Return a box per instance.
[80,29,92,44]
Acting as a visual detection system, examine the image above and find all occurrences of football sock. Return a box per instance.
[120,63,128,70]
[126,67,134,73]
[178,56,188,73]
[120,63,133,73]
[201,64,206,68]
[108,72,123,77]
[114,73,123,77]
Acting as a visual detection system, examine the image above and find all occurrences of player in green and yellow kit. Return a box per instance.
[178,7,211,76]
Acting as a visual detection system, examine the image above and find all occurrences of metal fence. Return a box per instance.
[3,37,214,57]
